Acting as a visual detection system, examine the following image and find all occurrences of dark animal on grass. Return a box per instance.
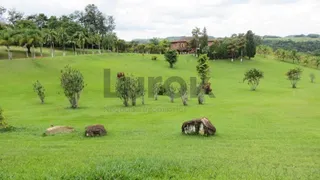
[85,124,107,137]
[181,117,216,136]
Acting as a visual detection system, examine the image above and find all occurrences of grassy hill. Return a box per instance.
[0,53,319,179]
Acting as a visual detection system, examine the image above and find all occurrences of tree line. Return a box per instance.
[0,4,118,59]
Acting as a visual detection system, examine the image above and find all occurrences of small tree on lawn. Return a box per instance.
[153,83,160,100]
[60,65,85,109]
[196,83,205,104]
[179,84,188,106]
[243,68,264,91]
[167,84,176,103]
[33,80,45,104]
[116,73,130,106]
[309,73,315,83]
[286,67,302,88]
[116,73,144,106]
[164,50,178,68]
[128,76,144,106]
[0,107,8,128]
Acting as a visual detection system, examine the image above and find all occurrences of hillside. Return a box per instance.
[0,53,319,179]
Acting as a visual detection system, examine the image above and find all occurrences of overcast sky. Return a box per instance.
[2,0,320,41]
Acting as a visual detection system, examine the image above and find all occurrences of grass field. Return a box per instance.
[0,46,101,60]
[0,53,319,179]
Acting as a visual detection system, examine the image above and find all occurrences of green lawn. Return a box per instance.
[0,53,319,179]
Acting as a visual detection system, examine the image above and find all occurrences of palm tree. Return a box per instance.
[57,27,68,56]
[44,29,58,57]
[0,28,16,60]
[237,33,246,62]
[74,31,86,54]
[16,29,42,59]
[68,35,77,55]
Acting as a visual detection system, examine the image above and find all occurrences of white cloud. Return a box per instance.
[2,0,320,40]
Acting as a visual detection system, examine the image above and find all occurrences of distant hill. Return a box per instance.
[132,36,215,44]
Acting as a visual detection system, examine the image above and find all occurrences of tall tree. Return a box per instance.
[7,9,24,25]
[245,30,256,59]
[44,29,58,57]
[200,27,208,53]
[192,27,201,56]
[237,33,246,61]
[0,28,16,60]
[57,27,68,56]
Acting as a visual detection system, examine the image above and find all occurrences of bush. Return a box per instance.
[151,56,157,60]
[116,73,144,106]
[164,50,178,68]
[243,68,264,91]
[286,67,302,88]
[167,85,176,103]
[33,80,45,104]
[60,65,85,109]
[0,107,8,128]
[310,73,315,83]
[158,84,166,95]
[179,84,188,106]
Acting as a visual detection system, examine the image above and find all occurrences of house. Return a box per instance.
[170,39,215,53]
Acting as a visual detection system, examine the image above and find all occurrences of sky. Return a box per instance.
[1,0,320,41]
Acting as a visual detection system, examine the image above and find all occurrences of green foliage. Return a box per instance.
[0,107,8,128]
[309,73,315,83]
[196,55,210,85]
[257,45,273,57]
[151,56,157,60]
[286,67,302,88]
[246,30,256,59]
[179,84,188,106]
[60,65,85,108]
[33,80,45,104]
[243,68,264,91]
[196,84,205,104]
[166,85,176,103]
[164,50,178,68]
[116,74,144,106]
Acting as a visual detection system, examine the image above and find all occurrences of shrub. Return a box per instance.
[164,50,178,68]
[243,68,264,91]
[286,67,302,88]
[202,82,212,94]
[116,73,144,106]
[196,84,205,104]
[33,80,45,104]
[196,55,210,85]
[167,85,176,103]
[0,107,8,128]
[310,73,315,83]
[179,84,188,106]
[158,84,166,95]
[151,56,157,60]
[60,65,85,109]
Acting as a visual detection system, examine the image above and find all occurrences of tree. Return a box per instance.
[57,27,68,56]
[164,50,178,68]
[200,27,208,53]
[115,73,143,106]
[0,28,16,60]
[243,68,264,91]
[286,67,302,88]
[33,80,45,104]
[44,29,58,57]
[245,30,256,59]
[179,84,188,106]
[237,33,246,61]
[60,65,85,109]
[192,27,201,56]
[150,38,159,45]
[196,55,210,85]
[7,9,24,25]
[167,85,176,103]
[257,45,272,57]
